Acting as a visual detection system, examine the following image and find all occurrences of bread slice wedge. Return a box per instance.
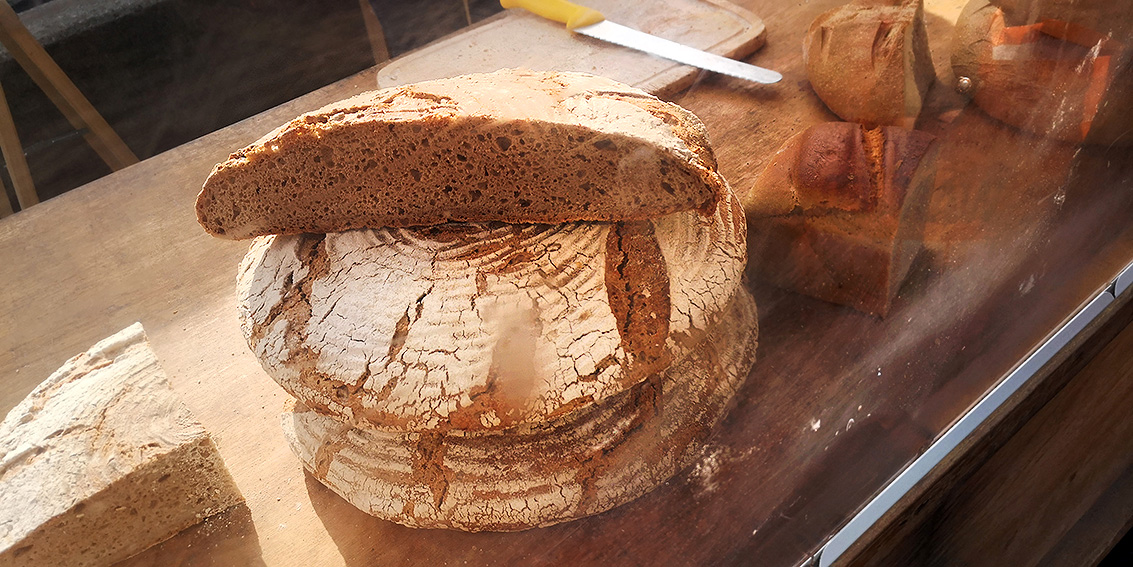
[0,324,243,567]
[196,69,727,239]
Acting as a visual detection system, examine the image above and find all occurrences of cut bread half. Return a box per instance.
[197,69,728,239]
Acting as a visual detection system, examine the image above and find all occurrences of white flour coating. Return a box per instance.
[238,192,746,432]
[0,324,242,565]
[282,289,759,531]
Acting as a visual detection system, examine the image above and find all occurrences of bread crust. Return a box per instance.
[197,69,727,239]
[0,324,243,566]
[745,123,938,316]
[282,287,758,532]
[237,190,747,432]
[952,0,1132,145]
[803,0,936,128]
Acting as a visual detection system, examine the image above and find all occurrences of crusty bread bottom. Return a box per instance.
[282,289,758,531]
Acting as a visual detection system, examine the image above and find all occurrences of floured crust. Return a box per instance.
[237,190,747,431]
[0,324,243,566]
[197,69,728,239]
[282,287,759,531]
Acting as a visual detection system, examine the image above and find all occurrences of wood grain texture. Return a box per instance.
[0,0,1131,565]
[0,83,35,212]
[839,292,1133,567]
[923,305,1133,567]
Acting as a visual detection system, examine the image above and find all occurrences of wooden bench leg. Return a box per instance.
[0,2,138,173]
[359,0,392,65]
[0,81,36,214]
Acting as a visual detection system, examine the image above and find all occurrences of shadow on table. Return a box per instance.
[114,502,266,567]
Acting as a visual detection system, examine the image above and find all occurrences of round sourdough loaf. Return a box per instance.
[281,287,758,531]
[197,69,728,239]
[237,191,747,432]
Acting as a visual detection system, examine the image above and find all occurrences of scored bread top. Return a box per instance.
[744,122,937,222]
[236,189,746,432]
[197,69,727,239]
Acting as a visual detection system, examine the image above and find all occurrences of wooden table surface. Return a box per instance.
[1,1,1132,566]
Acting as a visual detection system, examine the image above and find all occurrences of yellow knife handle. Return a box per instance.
[500,0,605,30]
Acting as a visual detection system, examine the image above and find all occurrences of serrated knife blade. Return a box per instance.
[501,0,782,84]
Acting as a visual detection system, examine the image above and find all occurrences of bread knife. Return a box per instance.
[500,0,782,84]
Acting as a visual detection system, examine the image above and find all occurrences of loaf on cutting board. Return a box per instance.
[745,122,939,316]
[0,323,243,567]
[197,69,728,239]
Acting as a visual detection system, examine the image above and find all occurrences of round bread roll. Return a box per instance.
[282,287,758,531]
[237,191,747,432]
[951,0,1132,145]
[803,0,936,128]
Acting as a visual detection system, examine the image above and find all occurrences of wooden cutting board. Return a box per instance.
[376,0,768,97]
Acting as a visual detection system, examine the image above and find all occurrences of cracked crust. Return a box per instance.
[282,287,758,531]
[238,190,747,432]
[196,69,727,239]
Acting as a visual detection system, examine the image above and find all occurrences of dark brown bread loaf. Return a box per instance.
[745,122,939,316]
[197,69,728,239]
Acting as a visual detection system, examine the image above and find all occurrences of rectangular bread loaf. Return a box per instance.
[745,123,939,316]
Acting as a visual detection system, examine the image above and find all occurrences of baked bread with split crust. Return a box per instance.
[745,122,939,316]
[283,284,757,531]
[803,0,936,129]
[208,70,757,532]
[197,69,727,239]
